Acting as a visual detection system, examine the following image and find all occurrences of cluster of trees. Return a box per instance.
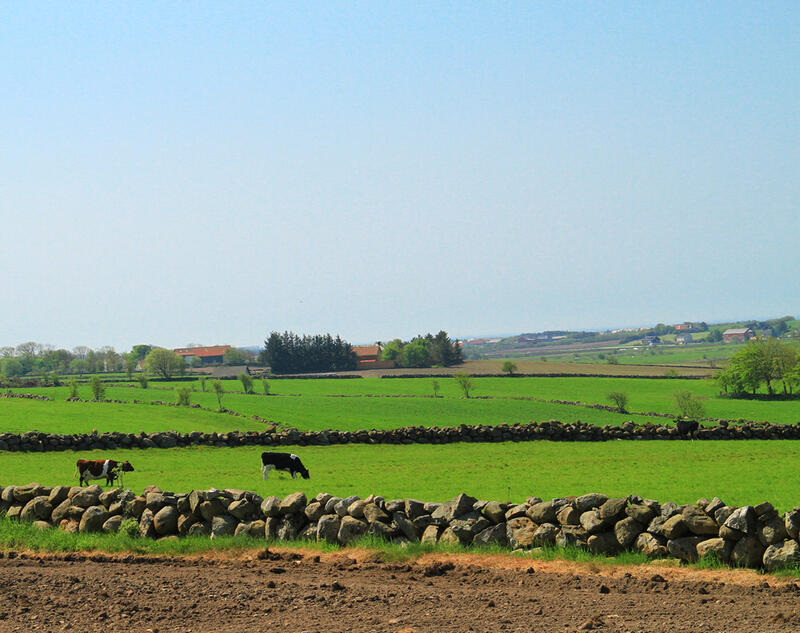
[380,331,462,368]
[258,332,357,374]
[716,339,800,395]
[0,342,156,379]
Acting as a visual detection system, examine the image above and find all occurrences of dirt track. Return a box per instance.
[1,549,799,633]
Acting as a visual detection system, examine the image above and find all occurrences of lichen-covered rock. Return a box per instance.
[634,532,668,558]
[421,524,440,545]
[555,526,588,549]
[337,516,368,544]
[304,502,326,523]
[473,524,507,547]
[504,504,528,521]
[696,537,733,564]
[532,523,558,547]
[153,506,179,535]
[71,486,102,509]
[187,521,210,537]
[614,517,644,548]
[13,483,47,504]
[587,531,619,556]
[731,536,765,568]
[556,504,580,526]
[482,501,506,524]
[598,498,627,523]
[576,493,608,513]
[785,510,800,540]
[198,498,228,522]
[227,499,256,521]
[278,492,307,516]
[667,536,706,563]
[48,486,71,507]
[506,517,537,550]
[661,514,689,540]
[757,513,788,546]
[211,514,238,537]
[260,496,282,517]
[682,506,718,536]
[20,496,52,522]
[102,515,123,533]
[527,501,557,524]
[763,540,800,572]
[139,509,157,538]
[363,503,390,524]
[579,509,607,535]
[724,506,756,535]
[51,499,74,524]
[393,512,419,541]
[432,494,477,522]
[625,503,656,525]
[277,514,305,541]
[367,520,394,540]
[79,506,110,533]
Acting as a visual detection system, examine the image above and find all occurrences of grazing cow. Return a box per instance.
[261,452,310,480]
[75,459,134,486]
[675,419,700,439]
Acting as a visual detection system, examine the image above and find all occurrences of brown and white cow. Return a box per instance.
[75,459,134,486]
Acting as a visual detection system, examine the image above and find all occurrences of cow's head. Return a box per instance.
[298,464,310,479]
[120,461,135,472]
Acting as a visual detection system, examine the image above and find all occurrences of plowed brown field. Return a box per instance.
[0,548,797,632]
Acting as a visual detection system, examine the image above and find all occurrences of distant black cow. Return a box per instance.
[261,452,310,480]
[675,419,700,438]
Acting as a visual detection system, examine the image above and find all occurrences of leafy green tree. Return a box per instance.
[131,345,152,361]
[144,348,185,380]
[212,380,225,410]
[224,347,252,366]
[454,373,473,398]
[401,339,430,368]
[380,339,404,362]
[501,361,517,376]
[69,358,89,376]
[607,391,628,413]
[137,375,148,389]
[708,329,723,343]
[124,353,138,380]
[89,375,106,401]
[239,373,254,394]
[175,385,192,406]
[68,378,80,399]
[262,379,270,395]
[674,390,705,419]
[1,357,24,378]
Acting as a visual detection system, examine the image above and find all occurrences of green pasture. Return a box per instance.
[135,375,800,423]
[6,374,800,434]
[0,398,268,435]
[0,388,656,434]
[3,440,800,511]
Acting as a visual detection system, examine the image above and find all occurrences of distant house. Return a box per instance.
[352,345,395,370]
[643,335,661,346]
[173,345,231,365]
[674,322,694,331]
[722,328,754,344]
[675,333,693,345]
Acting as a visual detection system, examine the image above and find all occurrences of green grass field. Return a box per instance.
[6,374,800,434]
[2,440,800,511]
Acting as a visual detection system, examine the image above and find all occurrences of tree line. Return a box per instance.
[379,331,462,368]
[258,332,357,374]
[716,339,800,396]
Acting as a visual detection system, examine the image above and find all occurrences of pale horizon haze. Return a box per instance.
[1,3,798,352]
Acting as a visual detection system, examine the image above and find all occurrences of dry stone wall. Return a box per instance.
[2,418,800,453]
[4,482,800,572]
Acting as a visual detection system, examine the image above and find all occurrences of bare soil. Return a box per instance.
[1,548,798,633]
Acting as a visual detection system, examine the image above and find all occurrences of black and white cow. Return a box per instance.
[260,452,310,480]
[75,459,135,486]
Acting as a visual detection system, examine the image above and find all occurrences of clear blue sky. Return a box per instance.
[1,2,797,351]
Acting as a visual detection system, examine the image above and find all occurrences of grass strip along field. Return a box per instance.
[3,440,800,511]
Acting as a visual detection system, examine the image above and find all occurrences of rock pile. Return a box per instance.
[4,483,800,572]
